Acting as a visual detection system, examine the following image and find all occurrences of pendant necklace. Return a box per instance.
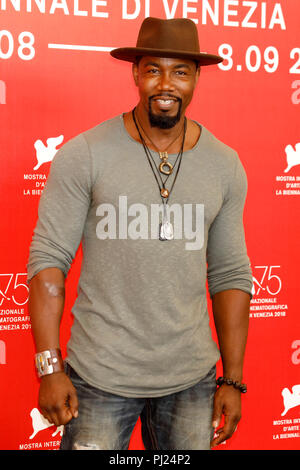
[134,112,185,176]
[132,107,187,241]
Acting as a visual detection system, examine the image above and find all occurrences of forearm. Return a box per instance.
[28,267,79,426]
[28,267,66,352]
[212,288,250,381]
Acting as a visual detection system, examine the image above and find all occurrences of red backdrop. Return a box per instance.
[1,0,299,450]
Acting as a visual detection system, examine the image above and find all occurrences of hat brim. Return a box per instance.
[110,47,223,66]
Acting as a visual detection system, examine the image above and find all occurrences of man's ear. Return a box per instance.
[132,63,139,86]
[194,66,201,88]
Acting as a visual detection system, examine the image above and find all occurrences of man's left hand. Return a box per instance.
[210,384,242,448]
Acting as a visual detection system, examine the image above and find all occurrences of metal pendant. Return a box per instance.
[160,188,169,198]
[159,152,173,175]
[159,199,173,240]
[159,161,173,175]
[159,221,174,241]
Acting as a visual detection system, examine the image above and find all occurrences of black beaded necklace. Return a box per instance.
[132,107,187,240]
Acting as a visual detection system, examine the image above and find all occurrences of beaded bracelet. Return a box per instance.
[216,376,247,394]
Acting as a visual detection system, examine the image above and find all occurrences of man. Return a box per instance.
[27,17,253,450]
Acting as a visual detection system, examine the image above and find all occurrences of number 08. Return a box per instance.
[0,30,35,61]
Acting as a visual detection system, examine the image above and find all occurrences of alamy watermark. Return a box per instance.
[95,196,205,250]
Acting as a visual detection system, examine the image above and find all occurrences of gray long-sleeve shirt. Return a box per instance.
[27,115,253,397]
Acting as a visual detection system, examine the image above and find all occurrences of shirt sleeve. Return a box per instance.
[26,133,92,283]
[206,153,253,299]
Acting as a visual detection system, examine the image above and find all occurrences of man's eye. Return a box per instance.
[175,70,187,76]
[147,69,160,74]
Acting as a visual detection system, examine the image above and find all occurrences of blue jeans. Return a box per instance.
[60,363,216,450]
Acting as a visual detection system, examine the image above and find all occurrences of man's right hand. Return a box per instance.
[38,371,79,426]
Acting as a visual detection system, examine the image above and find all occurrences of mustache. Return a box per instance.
[149,94,181,102]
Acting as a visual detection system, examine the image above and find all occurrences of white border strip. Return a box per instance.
[48,44,114,51]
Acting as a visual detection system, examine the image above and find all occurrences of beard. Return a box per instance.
[148,96,183,129]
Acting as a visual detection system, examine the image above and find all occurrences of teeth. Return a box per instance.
[157,99,173,104]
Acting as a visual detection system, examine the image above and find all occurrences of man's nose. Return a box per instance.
[158,72,175,91]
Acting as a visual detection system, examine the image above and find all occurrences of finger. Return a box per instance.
[68,389,79,418]
[211,415,238,448]
[40,404,62,427]
[210,427,226,448]
[45,401,71,426]
[40,409,55,426]
[211,398,223,430]
[55,404,73,426]
[49,411,61,427]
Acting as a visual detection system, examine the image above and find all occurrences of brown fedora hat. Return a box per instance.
[110,17,223,66]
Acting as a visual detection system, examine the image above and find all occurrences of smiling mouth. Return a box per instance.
[155,99,175,106]
[151,96,179,111]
